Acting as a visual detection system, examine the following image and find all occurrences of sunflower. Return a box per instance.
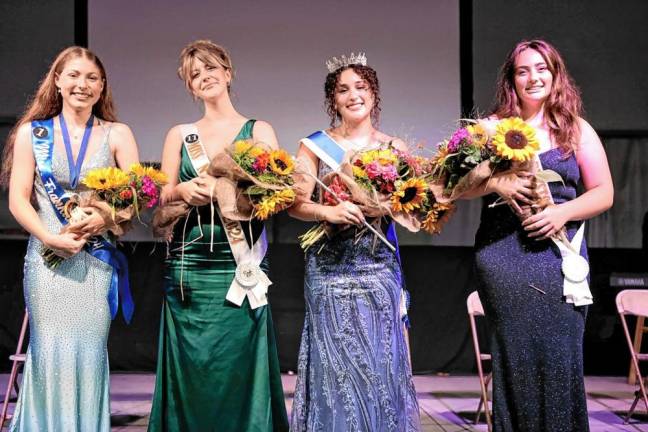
[491,117,539,162]
[129,164,168,184]
[421,201,456,234]
[430,141,450,168]
[234,139,264,158]
[254,188,296,220]
[467,123,489,147]
[391,178,427,213]
[269,149,294,176]
[82,167,129,190]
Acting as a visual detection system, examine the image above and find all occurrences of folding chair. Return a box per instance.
[616,289,648,423]
[0,311,28,429]
[467,291,492,432]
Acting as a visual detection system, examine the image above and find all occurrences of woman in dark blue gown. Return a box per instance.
[471,40,613,431]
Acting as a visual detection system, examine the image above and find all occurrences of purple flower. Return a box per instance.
[447,128,471,153]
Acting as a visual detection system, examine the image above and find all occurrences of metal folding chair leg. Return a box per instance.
[475,372,492,427]
[0,311,28,429]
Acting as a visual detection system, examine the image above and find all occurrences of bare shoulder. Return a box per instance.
[166,124,184,139]
[379,132,407,152]
[16,122,33,142]
[105,121,135,140]
[577,117,598,140]
[576,117,602,150]
[252,119,275,133]
[252,120,277,139]
[252,119,278,148]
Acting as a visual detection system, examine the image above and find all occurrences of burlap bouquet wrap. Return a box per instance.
[61,194,138,237]
[295,151,422,236]
[152,151,291,241]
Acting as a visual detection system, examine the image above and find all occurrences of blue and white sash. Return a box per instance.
[301,130,410,323]
[301,130,347,171]
[31,118,134,323]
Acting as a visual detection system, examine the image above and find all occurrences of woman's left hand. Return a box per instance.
[193,173,219,200]
[67,207,106,237]
[521,204,569,240]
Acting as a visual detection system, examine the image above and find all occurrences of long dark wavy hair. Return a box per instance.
[492,39,583,155]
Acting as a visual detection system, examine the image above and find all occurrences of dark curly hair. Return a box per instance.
[324,64,381,127]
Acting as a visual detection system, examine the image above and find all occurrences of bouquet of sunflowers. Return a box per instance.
[430,116,568,228]
[430,117,544,201]
[227,140,296,220]
[299,143,455,251]
[152,140,297,242]
[42,164,167,268]
[207,139,296,220]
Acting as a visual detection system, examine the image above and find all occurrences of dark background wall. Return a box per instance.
[0,0,647,375]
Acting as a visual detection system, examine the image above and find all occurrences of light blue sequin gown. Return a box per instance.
[290,162,420,432]
[10,124,114,432]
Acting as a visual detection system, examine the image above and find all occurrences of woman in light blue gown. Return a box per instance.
[2,46,139,431]
[288,54,419,431]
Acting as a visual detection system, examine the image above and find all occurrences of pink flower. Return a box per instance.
[365,161,398,182]
[141,176,158,198]
[146,197,158,208]
[447,128,471,153]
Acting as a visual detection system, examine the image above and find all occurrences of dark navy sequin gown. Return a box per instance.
[474,148,589,432]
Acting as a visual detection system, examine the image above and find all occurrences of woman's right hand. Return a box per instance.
[320,201,365,226]
[44,232,86,258]
[175,179,212,206]
[487,171,535,216]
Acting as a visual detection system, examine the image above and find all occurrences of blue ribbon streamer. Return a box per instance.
[31,118,134,323]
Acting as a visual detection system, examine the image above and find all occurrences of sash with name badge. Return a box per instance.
[31,118,134,322]
[180,124,271,309]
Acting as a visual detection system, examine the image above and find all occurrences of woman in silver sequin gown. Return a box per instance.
[3,47,139,431]
[469,40,613,431]
[288,58,420,431]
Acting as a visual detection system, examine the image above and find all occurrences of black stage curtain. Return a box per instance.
[0,240,645,375]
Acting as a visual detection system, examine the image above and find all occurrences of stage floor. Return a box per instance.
[2,374,648,431]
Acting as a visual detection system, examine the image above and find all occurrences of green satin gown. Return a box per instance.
[148,120,288,431]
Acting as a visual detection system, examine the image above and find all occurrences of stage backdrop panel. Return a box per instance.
[88,0,471,245]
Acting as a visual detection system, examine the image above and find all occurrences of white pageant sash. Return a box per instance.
[180,124,271,309]
[554,222,592,306]
[533,155,592,306]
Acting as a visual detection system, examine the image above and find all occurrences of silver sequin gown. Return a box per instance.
[10,124,114,432]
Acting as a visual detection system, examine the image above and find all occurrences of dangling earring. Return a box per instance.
[56,88,61,95]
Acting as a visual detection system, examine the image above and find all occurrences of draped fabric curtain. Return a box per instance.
[588,136,648,248]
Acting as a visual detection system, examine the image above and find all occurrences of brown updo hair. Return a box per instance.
[177,40,234,94]
[324,64,381,127]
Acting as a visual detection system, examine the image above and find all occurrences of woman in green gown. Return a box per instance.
[148,40,288,431]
